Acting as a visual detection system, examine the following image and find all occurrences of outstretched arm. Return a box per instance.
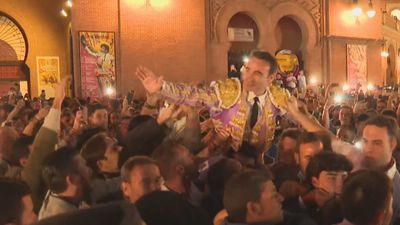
[136,66,221,109]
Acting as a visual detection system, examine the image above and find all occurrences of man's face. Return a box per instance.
[297,141,323,174]
[339,108,352,125]
[248,181,284,223]
[362,125,396,170]
[122,164,162,203]
[279,137,297,165]
[242,57,273,94]
[89,109,108,129]
[98,136,122,173]
[377,102,386,113]
[20,195,37,225]
[312,171,348,195]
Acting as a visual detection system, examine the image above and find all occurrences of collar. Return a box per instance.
[247,90,267,106]
[386,158,397,179]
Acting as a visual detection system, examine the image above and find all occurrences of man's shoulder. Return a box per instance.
[268,85,290,113]
[212,78,241,109]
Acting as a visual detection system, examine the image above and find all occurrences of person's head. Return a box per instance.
[121,156,162,203]
[152,140,195,193]
[41,90,45,93]
[353,101,367,115]
[277,128,301,165]
[382,109,397,119]
[362,115,398,170]
[377,100,387,114]
[295,132,324,174]
[78,128,122,176]
[242,51,278,95]
[10,136,34,167]
[339,105,353,126]
[100,44,110,54]
[223,170,283,224]
[342,170,393,225]
[42,147,92,200]
[355,113,369,134]
[337,125,356,144]
[306,152,353,198]
[0,127,18,161]
[0,178,36,225]
[61,109,74,129]
[0,104,14,119]
[88,103,108,129]
[207,158,242,193]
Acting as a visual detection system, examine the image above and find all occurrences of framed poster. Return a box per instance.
[36,56,60,97]
[79,31,116,98]
[347,44,367,89]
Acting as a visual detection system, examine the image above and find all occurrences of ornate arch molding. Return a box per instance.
[210,0,322,46]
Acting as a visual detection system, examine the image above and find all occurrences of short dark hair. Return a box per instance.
[42,147,81,194]
[306,151,353,184]
[0,178,31,225]
[297,132,323,153]
[152,140,188,181]
[341,170,392,225]
[10,136,34,166]
[356,113,369,124]
[88,103,107,117]
[250,51,278,76]
[382,109,397,119]
[278,128,301,148]
[363,115,399,140]
[223,170,272,223]
[101,44,110,53]
[121,156,158,182]
[207,158,242,192]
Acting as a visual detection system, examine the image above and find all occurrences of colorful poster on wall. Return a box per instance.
[347,44,367,89]
[36,56,60,97]
[79,31,116,98]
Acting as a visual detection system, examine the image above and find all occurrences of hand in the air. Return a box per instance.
[136,66,163,95]
[286,96,300,116]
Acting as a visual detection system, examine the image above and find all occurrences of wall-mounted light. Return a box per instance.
[66,0,73,8]
[60,8,68,17]
[352,7,362,17]
[366,0,376,18]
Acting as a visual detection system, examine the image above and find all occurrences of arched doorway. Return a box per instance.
[274,16,303,67]
[227,13,259,78]
[386,44,396,86]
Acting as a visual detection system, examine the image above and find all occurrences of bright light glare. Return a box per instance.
[334,94,344,103]
[105,87,114,96]
[60,9,68,17]
[66,0,73,8]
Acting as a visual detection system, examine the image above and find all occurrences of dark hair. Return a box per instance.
[42,147,81,194]
[121,156,158,182]
[341,170,392,225]
[223,170,272,223]
[207,158,242,192]
[87,103,107,117]
[10,136,34,166]
[0,178,31,225]
[355,113,369,124]
[305,151,353,184]
[152,140,188,181]
[278,128,301,149]
[382,109,397,119]
[363,115,399,140]
[297,132,323,153]
[250,51,278,76]
[101,44,110,53]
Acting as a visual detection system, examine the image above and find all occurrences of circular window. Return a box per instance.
[0,12,28,61]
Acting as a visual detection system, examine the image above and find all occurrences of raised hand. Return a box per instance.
[35,108,50,120]
[136,66,163,95]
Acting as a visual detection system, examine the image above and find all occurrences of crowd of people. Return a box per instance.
[0,50,399,225]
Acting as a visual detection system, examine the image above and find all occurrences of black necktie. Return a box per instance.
[250,97,259,128]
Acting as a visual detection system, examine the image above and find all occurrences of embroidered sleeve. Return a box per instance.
[159,78,241,110]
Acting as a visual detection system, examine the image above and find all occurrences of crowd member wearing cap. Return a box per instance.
[120,156,162,203]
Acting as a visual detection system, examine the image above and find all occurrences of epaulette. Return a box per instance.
[212,78,241,109]
[268,85,290,113]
